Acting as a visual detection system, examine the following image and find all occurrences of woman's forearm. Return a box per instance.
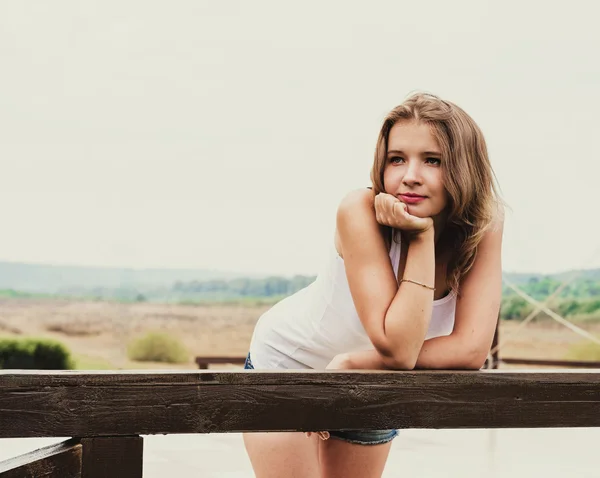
[339,349,391,370]
[414,334,482,370]
[342,334,481,371]
[381,228,436,368]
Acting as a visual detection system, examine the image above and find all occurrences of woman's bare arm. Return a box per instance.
[415,212,504,369]
[329,334,482,371]
[337,189,436,369]
[332,209,504,371]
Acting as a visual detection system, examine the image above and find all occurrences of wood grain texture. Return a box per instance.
[80,437,142,478]
[1,370,600,438]
[0,438,81,478]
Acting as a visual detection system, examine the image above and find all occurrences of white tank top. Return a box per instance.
[249,232,457,369]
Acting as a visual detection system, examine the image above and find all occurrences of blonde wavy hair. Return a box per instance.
[370,92,502,296]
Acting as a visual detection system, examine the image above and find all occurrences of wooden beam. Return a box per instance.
[0,438,81,478]
[501,358,600,368]
[1,370,600,438]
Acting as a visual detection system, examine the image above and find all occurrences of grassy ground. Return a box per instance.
[1,297,599,370]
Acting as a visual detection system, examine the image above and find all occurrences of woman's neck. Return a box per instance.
[433,213,448,244]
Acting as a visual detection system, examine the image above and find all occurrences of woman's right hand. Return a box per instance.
[374,193,433,236]
[304,354,355,440]
[305,431,330,440]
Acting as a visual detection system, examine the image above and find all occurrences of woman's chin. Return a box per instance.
[406,205,428,217]
[407,204,445,219]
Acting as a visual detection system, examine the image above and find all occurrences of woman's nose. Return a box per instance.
[402,161,422,185]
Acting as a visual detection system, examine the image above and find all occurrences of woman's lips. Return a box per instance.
[399,194,426,204]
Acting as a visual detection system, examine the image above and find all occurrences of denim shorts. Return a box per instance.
[243,352,398,446]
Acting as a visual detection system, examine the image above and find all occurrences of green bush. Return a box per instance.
[0,338,74,369]
[557,298,600,317]
[500,296,534,320]
[127,332,189,364]
[566,311,600,323]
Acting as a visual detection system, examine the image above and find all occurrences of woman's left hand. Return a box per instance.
[325,353,353,370]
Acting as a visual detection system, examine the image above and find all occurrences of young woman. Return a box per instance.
[243,93,504,478]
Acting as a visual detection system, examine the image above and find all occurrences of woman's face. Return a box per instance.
[383,119,449,220]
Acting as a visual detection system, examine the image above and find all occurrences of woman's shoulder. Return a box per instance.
[490,200,506,230]
[478,200,505,242]
[336,188,383,251]
[337,187,375,213]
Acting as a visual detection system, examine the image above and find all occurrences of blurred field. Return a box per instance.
[1,297,599,369]
[0,298,269,369]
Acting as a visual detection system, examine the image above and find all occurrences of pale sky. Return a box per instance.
[1,1,599,277]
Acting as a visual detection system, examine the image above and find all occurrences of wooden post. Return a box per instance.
[491,313,500,369]
[80,437,143,478]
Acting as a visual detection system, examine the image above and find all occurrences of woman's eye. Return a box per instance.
[390,157,404,164]
[426,157,441,166]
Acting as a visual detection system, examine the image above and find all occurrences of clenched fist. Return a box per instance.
[374,193,433,236]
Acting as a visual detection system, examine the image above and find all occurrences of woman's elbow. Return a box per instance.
[382,351,417,370]
[372,338,418,370]
[391,358,417,370]
[463,348,489,370]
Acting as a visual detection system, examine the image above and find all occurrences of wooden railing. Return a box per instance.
[497,357,600,368]
[484,316,600,369]
[194,354,600,370]
[1,369,600,477]
[195,356,246,369]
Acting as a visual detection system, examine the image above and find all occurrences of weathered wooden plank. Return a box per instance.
[1,370,600,437]
[80,437,142,478]
[501,358,600,368]
[0,438,81,478]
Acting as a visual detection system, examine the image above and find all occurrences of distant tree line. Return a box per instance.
[4,272,599,321]
[172,275,315,298]
[501,277,600,321]
[504,277,600,300]
[49,275,318,303]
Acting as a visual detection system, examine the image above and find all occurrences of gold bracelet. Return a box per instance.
[400,279,435,291]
